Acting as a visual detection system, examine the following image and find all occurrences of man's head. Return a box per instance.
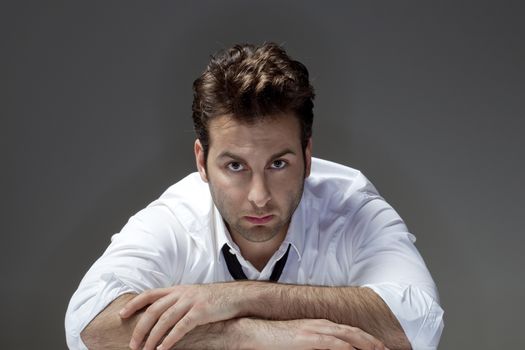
[191,43,315,246]
[191,42,315,161]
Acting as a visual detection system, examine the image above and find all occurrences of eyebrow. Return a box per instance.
[217,149,297,162]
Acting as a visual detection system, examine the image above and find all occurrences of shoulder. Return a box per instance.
[152,172,212,212]
[299,157,384,236]
[128,172,213,238]
[306,157,380,202]
[306,158,412,243]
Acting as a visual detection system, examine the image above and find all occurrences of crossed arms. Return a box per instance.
[71,181,442,349]
[81,281,411,350]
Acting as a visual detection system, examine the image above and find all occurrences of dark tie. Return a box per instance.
[221,243,291,282]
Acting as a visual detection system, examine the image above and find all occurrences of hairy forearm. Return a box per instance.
[172,319,246,349]
[80,293,246,350]
[243,282,411,350]
[80,284,410,349]
[81,293,140,349]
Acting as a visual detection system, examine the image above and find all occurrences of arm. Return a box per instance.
[82,293,388,350]
[81,293,243,350]
[244,282,411,349]
[65,205,183,349]
[122,282,409,350]
[81,294,139,349]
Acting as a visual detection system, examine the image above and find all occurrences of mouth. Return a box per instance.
[244,215,274,225]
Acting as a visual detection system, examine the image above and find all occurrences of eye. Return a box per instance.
[227,162,244,172]
[270,159,287,169]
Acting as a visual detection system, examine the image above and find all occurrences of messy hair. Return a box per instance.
[192,42,315,159]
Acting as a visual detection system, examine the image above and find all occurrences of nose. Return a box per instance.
[247,173,271,208]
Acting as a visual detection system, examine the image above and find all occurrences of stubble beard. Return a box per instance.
[207,154,307,244]
[210,181,305,244]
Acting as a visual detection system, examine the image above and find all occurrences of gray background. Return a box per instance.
[2,1,524,348]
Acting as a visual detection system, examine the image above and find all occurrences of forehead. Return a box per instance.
[207,113,302,153]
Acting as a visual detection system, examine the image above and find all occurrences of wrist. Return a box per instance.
[235,281,265,317]
[239,281,281,319]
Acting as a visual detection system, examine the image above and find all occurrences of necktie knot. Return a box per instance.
[221,244,291,282]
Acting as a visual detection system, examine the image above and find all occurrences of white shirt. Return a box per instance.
[65,157,444,349]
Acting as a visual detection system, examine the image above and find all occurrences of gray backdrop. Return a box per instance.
[2,1,524,348]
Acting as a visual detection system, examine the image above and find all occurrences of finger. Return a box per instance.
[142,302,192,350]
[329,325,386,350]
[156,310,208,350]
[305,333,355,350]
[128,294,179,350]
[120,288,171,318]
[304,320,383,350]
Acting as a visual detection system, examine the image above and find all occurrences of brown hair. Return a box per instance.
[192,42,315,159]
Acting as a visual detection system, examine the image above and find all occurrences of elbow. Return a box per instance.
[398,289,444,350]
[79,293,138,349]
[365,284,444,349]
[393,329,412,350]
[65,308,109,350]
[80,309,132,349]
[80,318,105,350]
[80,328,94,349]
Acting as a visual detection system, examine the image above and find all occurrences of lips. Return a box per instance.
[245,215,274,225]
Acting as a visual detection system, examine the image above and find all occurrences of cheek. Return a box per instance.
[211,175,246,204]
[217,173,246,192]
[276,166,304,186]
[270,172,304,199]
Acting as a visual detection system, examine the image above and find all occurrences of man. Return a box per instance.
[66,43,444,349]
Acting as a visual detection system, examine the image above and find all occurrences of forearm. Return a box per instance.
[81,293,141,349]
[244,282,411,349]
[173,319,247,349]
[81,293,246,350]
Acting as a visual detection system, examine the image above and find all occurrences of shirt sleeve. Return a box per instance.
[64,205,184,350]
[346,190,444,350]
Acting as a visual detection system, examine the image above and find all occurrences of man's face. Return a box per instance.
[195,113,312,245]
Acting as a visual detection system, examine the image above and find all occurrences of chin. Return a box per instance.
[237,226,283,243]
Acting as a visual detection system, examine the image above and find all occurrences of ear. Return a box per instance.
[304,137,313,178]
[194,139,208,182]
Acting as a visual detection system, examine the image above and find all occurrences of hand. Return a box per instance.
[119,283,244,350]
[245,318,389,350]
